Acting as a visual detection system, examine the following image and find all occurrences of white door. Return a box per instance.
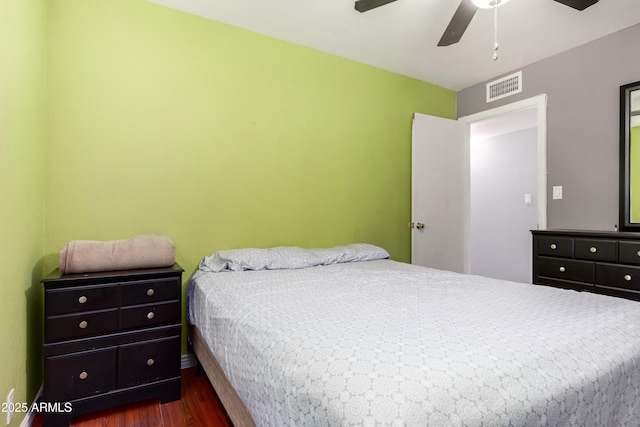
[411,113,469,273]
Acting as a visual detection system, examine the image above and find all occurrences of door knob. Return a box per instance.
[416,223,425,230]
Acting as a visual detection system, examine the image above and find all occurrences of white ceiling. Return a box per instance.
[148,0,640,91]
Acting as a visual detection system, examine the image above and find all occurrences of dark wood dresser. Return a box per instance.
[532,230,640,301]
[41,264,183,426]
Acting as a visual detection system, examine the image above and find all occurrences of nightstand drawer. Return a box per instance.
[618,241,640,265]
[118,336,180,388]
[45,347,117,401]
[538,237,573,257]
[596,264,640,291]
[41,264,183,424]
[46,284,118,315]
[120,300,180,330]
[537,257,594,283]
[574,238,616,262]
[46,308,119,342]
[121,277,180,306]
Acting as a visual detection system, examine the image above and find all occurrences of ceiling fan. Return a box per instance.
[354,0,599,47]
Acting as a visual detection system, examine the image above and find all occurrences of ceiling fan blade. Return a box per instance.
[552,0,599,10]
[355,0,398,13]
[437,0,478,47]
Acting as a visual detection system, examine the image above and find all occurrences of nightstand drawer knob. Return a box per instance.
[79,320,88,329]
[147,288,155,297]
[550,243,557,250]
[559,266,566,273]
[590,247,597,253]
[147,312,155,320]
[78,296,87,304]
[147,358,155,366]
[625,274,632,281]
[79,371,88,380]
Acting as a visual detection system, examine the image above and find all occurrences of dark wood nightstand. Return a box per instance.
[41,264,183,426]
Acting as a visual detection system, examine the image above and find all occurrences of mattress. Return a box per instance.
[188,249,640,426]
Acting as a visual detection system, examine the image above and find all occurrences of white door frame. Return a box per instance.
[458,94,548,271]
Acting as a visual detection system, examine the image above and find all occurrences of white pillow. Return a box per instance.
[199,243,389,273]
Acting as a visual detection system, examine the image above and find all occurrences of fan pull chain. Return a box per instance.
[492,4,499,60]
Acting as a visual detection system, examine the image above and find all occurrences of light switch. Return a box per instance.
[524,194,532,205]
[553,186,563,200]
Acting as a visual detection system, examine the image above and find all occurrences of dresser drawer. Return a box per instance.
[45,283,118,315]
[538,237,573,257]
[120,300,180,330]
[118,336,180,388]
[596,264,640,292]
[618,241,640,265]
[45,347,117,401]
[574,238,617,262]
[46,308,119,342]
[537,257,594,283]
[121,277,180,306]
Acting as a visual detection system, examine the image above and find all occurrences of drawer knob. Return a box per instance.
[147,358,155,366]
[559,266,566,273]
[79,320,88,329]
[147,288,155,297]
[625,274,632,281]
[79,371,88,380]
[78,295,87,304]
[636,250,640,257]
[147,312,155,320]
[590,247,597,253]
[550,244,557,250]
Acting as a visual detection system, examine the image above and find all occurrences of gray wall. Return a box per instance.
[458,23,640,231]
[470,128,538,283]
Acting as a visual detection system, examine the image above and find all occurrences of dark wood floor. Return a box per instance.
[32,368,233,427]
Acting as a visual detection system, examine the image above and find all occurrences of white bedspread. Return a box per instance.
[188,259,640,426]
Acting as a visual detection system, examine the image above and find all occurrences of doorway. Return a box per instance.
[468,109,538,282]
[459,95,547,283]
[411,95,547,280]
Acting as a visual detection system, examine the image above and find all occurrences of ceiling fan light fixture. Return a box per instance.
[471,0,511,9]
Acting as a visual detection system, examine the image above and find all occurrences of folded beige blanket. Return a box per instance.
[59,234,176,274]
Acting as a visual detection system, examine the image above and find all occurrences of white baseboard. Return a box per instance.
[181,352,197,369]
[20,386,42,427]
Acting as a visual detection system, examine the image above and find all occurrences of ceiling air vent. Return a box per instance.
[486,71,522,103]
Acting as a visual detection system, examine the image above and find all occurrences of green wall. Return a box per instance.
[0,0,46,424]
[1,0,454,414]
[44,1,455,351]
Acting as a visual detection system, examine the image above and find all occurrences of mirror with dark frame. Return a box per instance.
[620,80,640,231]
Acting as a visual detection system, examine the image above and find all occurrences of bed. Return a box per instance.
[187,244,640,426]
